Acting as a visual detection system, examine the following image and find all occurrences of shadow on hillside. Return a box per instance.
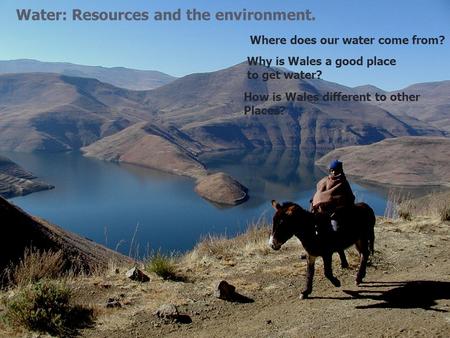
[343,280,450,312]
[67,305,96,336]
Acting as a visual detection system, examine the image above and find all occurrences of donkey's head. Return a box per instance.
[269,200,302,250]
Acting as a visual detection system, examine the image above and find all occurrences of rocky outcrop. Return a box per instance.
[125,267,150,282]
[0,156,53,198]
[317,136,450,187]
[195,173,248,206]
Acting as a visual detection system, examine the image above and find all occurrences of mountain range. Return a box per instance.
[0,61,448,183]
[0,59,175,90]
[352,81,450,132]
[376,81,450,132]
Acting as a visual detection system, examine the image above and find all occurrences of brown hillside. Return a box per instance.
[0,73,147,152]
[317,136,450,187]
[377,81,450,132]
[82,122,207,179]
[140,63,445,150]
[0,196,131,275]
[0,156,53,198]
[0,59,175,90]
[0,66,445,154]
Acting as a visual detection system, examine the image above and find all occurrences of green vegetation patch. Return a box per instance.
[145,252,178,280]
[2,280,93,336]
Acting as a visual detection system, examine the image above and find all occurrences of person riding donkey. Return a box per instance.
[311,159,355,232]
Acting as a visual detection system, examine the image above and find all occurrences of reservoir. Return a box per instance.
[3,149,389,256]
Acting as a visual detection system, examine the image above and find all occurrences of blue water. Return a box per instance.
[3,149,389,256]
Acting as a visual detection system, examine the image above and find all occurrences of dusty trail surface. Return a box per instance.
[74,216,450,338]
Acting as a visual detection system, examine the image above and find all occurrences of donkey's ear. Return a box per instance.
[271,200,281,210]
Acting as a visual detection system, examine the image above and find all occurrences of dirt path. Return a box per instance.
[75,216,449,338]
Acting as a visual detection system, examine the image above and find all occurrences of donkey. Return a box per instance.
[269,200,375,299]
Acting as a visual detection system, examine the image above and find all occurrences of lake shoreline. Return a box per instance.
[2,149,391,255]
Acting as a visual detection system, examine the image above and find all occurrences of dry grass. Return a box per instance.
[88,258,129,279]
[437,202,450,222]
[3,248,68,287]
[186,223,272,264]
[395,190,450,221]
[384,190,413,219]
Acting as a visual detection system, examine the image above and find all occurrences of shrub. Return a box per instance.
[193,234,230,258]
[398,209,412,221]
[388,190,450,222]
[2,280,93,336]
[145,252,177,280]
[191,223,271,260]
[438,204,450,222]
[4,248,67,287]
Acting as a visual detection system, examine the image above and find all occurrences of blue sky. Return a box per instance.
[0,0,449,90]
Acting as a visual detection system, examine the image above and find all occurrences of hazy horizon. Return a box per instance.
[1,0,449,91]
[2,58,449,92]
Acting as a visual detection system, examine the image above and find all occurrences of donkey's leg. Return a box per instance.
[355,240,369,285]
[300,255,316,299]
[369,225,375,256]
[323,254,341,287]
[338,249,349,269]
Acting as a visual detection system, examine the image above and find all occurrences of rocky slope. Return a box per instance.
[0,156,53,198]
[316,136,450,187]
[0,196,131,275]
